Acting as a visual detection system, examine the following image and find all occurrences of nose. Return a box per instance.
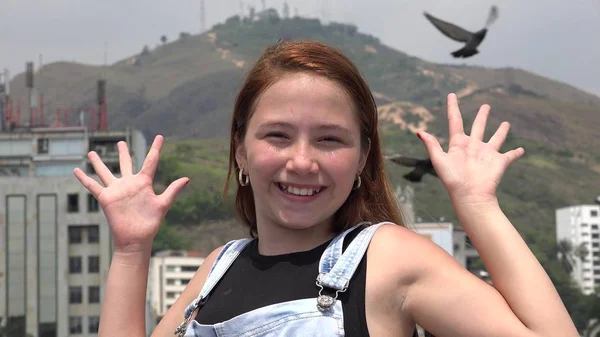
[286,142,319,176]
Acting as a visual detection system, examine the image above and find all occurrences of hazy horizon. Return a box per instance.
[3,0,600,96]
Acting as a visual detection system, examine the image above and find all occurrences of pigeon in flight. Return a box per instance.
[385,154,438,183]
[424,5,499,58]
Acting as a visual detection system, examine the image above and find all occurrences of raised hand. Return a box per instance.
[73,135,189,252]
[417,93,524,205]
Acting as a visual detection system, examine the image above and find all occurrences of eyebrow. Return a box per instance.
[257,121,353,136]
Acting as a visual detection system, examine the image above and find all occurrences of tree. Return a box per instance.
[574,243,589,262]
[557,239,575,274]
[160,35,168,44]
[140,45,150,56]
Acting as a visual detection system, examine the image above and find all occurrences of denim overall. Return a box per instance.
[175,221,390,337]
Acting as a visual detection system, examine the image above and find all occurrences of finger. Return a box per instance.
[488,122,510,151]
[470,104,490,142]
[158,177,190,208]
[140,135,164,179]
[417,131,445,160]
[73,167,104,197]
[504,147,525,164]
[118,141,133,176]
[447,93,464,138]
[88,151,116,186]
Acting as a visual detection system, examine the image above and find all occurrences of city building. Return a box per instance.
[556,205,600,295]
[0,124,150,337]
[412,222,455,256]
[147,250,206,319]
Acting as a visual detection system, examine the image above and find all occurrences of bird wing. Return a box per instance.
[385,154,421,167]
[424,12,473,43]
[485,5,499,28]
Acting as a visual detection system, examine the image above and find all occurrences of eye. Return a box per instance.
[319,136,342,143]
[265,132,289,140]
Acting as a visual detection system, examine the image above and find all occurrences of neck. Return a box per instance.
[255,219,336,256]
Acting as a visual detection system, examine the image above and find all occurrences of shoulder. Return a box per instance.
[367,222,459,289]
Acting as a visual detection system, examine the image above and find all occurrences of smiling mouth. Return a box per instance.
[277,183,325,196]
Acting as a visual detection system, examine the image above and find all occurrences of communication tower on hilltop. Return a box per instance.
[200,0,206,32]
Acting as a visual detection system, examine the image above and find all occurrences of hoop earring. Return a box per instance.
[353,174,361,190]
[238,169,250,186]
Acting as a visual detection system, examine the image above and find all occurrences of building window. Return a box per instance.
[592,225,599,230]
[166,292,177,299]
[69,256,82,274]
[594,252,599,257]
[87,194,100,213]
[89,316,100,334]
[166,265,176,272]
[67,193,79,213]
[166,279,176,285]
[68,226,83,244]
[69,286,82,304]
[181,278,191,285]
[88,256,100,273]
[592,234,599,239]
[37,138,49,154]
[591,210,598,217]
[87,225,99,243]
[465,236,474,248]
[181,266,198,272]
[593,243,599,248]
[69,316,82,334]
[89,286,100,303]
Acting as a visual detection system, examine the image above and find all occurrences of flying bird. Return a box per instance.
[385,154,438,183]
[424,5,499,58]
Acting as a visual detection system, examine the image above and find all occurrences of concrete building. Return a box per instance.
[556,205,600,295]
[0,125,149,337]
[452,227,481,271]
[412,222,455,256]
[147,250,206,319]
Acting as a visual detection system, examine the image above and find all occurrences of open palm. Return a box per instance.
[418,94,524,205]
[73,135,189,251]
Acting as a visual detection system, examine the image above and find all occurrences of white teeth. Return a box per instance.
[279,184,321,196]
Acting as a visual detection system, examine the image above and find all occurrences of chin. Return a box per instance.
[276,213,332,232]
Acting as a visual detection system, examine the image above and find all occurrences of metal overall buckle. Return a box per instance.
[315,274,348,312]
[174,296,208,336]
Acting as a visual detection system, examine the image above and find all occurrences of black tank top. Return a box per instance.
[194,225,418,336]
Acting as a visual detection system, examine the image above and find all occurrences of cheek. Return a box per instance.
[247,144,284,180]
[323,151,361,182]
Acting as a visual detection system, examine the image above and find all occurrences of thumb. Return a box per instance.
[159,177,190,208]
[417,131,444,160]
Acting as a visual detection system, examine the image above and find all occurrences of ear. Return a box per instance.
[358,137,371,174]
[235,142,248,171]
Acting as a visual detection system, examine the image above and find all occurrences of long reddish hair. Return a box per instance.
[223,40,404,237]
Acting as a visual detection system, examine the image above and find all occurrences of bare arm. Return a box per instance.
[402,203,578,337]
[99,246,152,337]
[400,93,578,337]
[97,245,222,337]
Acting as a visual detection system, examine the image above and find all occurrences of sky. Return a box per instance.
[2,0,600,96]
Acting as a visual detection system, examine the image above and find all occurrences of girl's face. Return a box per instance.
[236,72,369,236]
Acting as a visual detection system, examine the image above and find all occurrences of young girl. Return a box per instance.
[73,40,578,337]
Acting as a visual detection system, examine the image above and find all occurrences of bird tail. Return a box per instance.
[403,171,423,182]
[451,46,479,58]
